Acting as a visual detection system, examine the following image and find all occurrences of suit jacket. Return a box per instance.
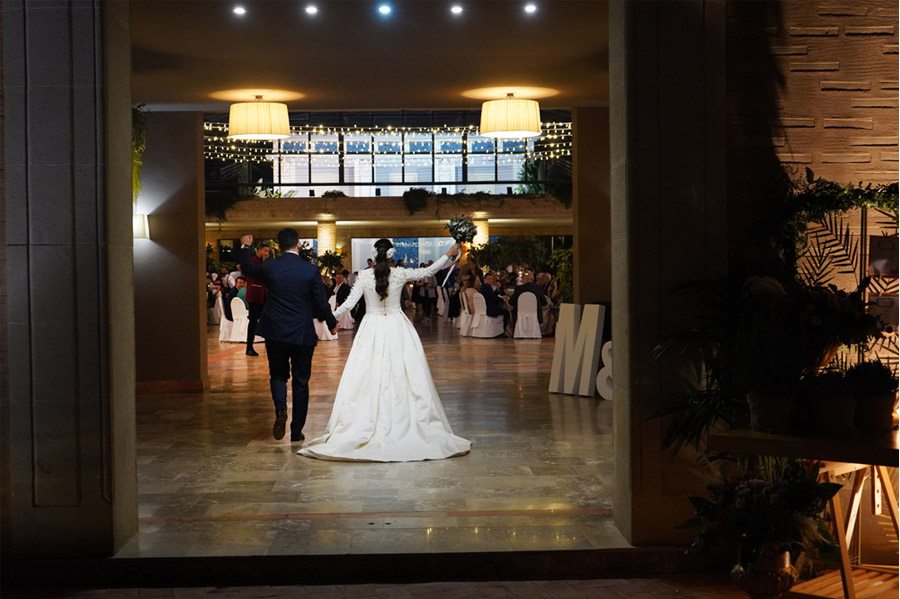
[335,282,351,305]
[239,247,337,346]
[479,284,503,317]
[511,283,547,324]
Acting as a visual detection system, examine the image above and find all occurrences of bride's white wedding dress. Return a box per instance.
[299,255,471,462]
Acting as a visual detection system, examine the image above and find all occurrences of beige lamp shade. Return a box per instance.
[228,99,290,140]
[479,94,541,139]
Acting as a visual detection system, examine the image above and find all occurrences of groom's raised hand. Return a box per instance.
[241,234,253,247]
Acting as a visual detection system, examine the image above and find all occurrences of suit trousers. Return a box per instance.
[247,302,264,348]
[265,340,315,437]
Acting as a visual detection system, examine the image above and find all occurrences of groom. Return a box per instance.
[239,229,337,443]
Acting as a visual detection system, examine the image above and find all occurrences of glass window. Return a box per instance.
[310,133,339,154]
[467,154,495,182]
[344,133,371,154]
[344,155,373,197]
[498,154,526,183]
[374,154,403,182]
[500,139,527,153]
[405,132,432,154]
[434,155,463,193]
[467,135,495,154]
[374,133,402,154]
[311,154,339,183]
[278,155,310,196]
[435,133,463,154]
[280,134,308,154]
[404,155,432,185]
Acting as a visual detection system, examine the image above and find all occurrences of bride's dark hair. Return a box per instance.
[373,238,393,301]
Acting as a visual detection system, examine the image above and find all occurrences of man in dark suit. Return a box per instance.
[479,273,504,317]
[239,229,337,444]
[510,272,547,324]
[244,243,270,356]
[334,271,351,306]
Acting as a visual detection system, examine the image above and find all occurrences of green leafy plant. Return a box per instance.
[403,187,431,215]
[548,248,574,303]
[517,158,573,207]
[132,104,147,204]
[846,360,898,396]
[469,236,548,271]
[317,250,344,273]
[681,458,840,567]
[322,189,347,198]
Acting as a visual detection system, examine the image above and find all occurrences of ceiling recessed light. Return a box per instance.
[450,4,463,15]
[524,3,537,14]
[232,5,247,16]
[305,4,318,15]
[377,3,392,16]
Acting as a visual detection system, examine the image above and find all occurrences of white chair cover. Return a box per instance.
[469,293,505,338]
[217,294,233,342]
[331,294,355,330]
[458,291,472,337]
[436,286,447,318]
[315,301,338,341]
[229,297,250,343]
[514,292,542,339]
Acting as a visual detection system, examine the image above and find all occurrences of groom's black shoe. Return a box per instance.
[291,432,305,443]
[246,348,259,356]
[273,411,287,440]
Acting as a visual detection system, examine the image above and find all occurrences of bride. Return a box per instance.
[299,238,471,462]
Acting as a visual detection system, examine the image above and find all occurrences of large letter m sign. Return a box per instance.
[548,304,606,397]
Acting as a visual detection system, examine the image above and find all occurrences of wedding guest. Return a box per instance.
[334,272,351,306]
[321,275,334,298]
[227,265,242,289]
[510,272,546,325]
[366,258,374,269]
[462,254,485,285]
[222,277,247,321]
[245,244,270,356]
[480,273,505,320]
[462,273,479,315]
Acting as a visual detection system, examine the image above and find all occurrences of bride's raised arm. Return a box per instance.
[400,244,460,282]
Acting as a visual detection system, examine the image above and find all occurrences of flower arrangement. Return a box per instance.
[446,215,478,244]
[683,458,840,567]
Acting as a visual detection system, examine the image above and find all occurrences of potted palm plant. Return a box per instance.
[798,370,856,435]
[846,361,899,432]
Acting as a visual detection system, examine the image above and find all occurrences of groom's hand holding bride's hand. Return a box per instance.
[445,243,460,258]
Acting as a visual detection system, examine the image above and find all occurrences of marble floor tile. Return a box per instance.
[128,318,624,557]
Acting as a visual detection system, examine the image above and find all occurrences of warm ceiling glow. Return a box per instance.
[461,86,558,100]
[305,5,318,15]
[480,94,541,139]
[210,88,305,102]
[228,97,291,140]
[377,3,392,15]
[524,3,537,14]
[451,5,464,15]
[232,5,247,16]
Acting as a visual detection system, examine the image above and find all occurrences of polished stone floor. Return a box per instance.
[120,313,622,557]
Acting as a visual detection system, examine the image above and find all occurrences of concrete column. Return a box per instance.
[133,112,207,393]
[609,0,727,545]
[317,221,337,255]
[472,219,490,247]
[573,106,611,304]
[1,0,137,556]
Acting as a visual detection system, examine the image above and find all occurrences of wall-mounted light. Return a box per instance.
[133,213,150,239]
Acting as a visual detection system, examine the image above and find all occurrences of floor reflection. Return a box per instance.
[123,313,624,557]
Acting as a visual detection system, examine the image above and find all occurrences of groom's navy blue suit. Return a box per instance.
[239,247,337,439]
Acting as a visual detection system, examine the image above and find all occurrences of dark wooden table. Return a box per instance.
[711,429,899,599]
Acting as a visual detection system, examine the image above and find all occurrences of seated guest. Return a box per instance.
[479,273,504,318]
[321,275,334,298]
[510,272,547,324]
[461,273,479,314]
[222,277,247,321]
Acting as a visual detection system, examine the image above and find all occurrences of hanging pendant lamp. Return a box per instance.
[479,93,541,139]
[228,95,291,140]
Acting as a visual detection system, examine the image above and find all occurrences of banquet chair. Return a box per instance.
[331,295,355,330]
[314,310,338,341]
[229,297,250,343]
[436,286,447,318]
[514,292,542,339]
[217,295,233,342]
[469,293,505,338]
[458,292,473,337]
